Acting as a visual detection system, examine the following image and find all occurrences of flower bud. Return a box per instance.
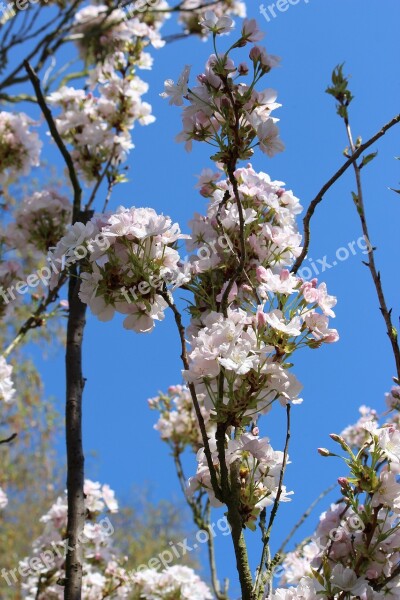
[318,448,331,457]
[249,46,261,62]
[338,477,350,490]
[330,433,352,453]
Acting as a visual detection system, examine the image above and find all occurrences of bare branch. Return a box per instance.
[292,114,400,275]
[343,116,400,382]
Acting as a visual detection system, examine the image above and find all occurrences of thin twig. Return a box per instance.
[3,278,66,358]
[343,116,400,382]
[24,61,82,220]
[0,433,17,445]
[160,291,222,502]
[254,405,291,599]
[292,114,400,275]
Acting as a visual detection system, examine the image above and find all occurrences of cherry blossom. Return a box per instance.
[0,486,8,509]
[149,384,210,451]
[0,111,42,184]
[199,11,235,35]
[20,480,212,599]
[7,190,71,253]
[160,65,191,106]
[0,355,16,403]
[189,432,292,529]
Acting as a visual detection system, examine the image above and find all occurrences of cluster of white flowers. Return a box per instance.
[7,189,71,253]
[130,565,213,600]
[188,165,303,273]
[21,479,119,599]
[73,3,166,64]
[178,0,246,37]
[189,432,292,529]
[340,405,379,449]
[178,165,338,417]
[46,2,170,184]
[21,480,212,599]
[48,206,189,332]
[275,410,400,599]
[164,42,284,157]
[47,67,154,184]
[0,486,8,509]
[0,355,16,403]
[0,111,42,184]
[148,384,210,451]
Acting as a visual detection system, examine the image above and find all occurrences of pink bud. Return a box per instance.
[249,46,261,62]
[280,269,290,281]
[256,265,268,282]
[318,448,331,457]
[324,332,340,343]
[252,427,259,436]
[256,309,267,327]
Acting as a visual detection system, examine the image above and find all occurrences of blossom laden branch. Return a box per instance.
[24,61,82,219]
[160,290,223,503]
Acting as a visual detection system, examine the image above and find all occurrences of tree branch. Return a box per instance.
[343,116,400,382]
[25,62,86,600]
[254,405,291,599]
[292,114,400,275]
[0,433,17,445]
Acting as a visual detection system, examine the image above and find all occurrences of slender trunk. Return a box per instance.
[228,505,255,600]
[64,266,87,600]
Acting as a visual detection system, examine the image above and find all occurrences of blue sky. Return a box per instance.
[9,0,400,595]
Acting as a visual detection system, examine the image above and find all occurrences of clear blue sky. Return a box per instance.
[12,0,400,595]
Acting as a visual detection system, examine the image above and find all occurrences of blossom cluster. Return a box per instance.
[130,565,213,600]
[72,3,166,65]
[0,111,42,185]
[274,398,400,599]
[148,384,210,451]
[0,486,8,509]
[6,189,71,254]
[189,432,292,529]
[20,480,212,599]
[0,355,16,403]
[48,206,188,332]
[178,1,246,37]
[20,479,120,599]
[47,65,154,184]
[181,166,338,419]
[46,2,169,184]
[162,19,283,159]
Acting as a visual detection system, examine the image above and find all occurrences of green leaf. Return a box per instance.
[360,151,378,169]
